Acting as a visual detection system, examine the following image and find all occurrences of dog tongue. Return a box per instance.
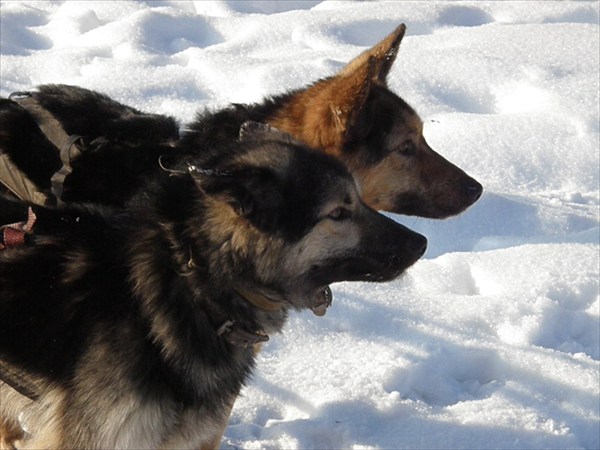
[311,286,333,316]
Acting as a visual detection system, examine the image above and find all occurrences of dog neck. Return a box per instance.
[185,248,281,312]
[209,286,284,349]
[179,249,281,347]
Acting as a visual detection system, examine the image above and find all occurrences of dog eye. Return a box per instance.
[398,140,417,156]
[327,207,351,221]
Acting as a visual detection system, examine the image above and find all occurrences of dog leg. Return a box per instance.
[201,342,264,450]
[200,397,235,450]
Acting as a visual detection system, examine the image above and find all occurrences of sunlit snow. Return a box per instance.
[1,1,598,449]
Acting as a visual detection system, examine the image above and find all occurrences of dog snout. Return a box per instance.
[463,178,483,204]
[409,232,428,258]
[390,225,427,263]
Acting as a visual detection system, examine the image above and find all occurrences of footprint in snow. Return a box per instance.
[384,346,503,407]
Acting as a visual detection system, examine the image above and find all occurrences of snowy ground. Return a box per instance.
[1,1,598,449]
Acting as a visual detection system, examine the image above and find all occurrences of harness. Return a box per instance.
[0,152,49,205]
[1,92,85,206]
[0,360,41,402]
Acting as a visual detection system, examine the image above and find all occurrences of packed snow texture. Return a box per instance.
[1,1,598,449]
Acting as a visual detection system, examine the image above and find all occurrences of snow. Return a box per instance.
[1,1,598,449]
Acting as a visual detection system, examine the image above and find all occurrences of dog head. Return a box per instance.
[267,24,482,218]
[188,123,427,314]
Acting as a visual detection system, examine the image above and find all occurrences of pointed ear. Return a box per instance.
[339,23,406,84]
[328,55,376,138]
[193,167,283,232]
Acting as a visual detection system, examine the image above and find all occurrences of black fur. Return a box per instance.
[0,99,61,190]
[31,84,179,143]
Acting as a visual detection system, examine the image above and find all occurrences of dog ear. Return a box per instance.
[267,57,376,155]
[193,167,283,232]
[265,24,406,156]
[327,56,376,139]
[338,23,406,84]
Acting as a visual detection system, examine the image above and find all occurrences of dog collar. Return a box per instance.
[211,287,280,348]
[234,286,283,312]
[216,320,269,348]
[235,285,333,316]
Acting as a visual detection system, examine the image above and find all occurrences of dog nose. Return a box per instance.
[410,234,428,258]
[463,179,483,204]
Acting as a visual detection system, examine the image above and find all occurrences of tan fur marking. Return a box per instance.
[349,111,422,210]
[200,195,286,284]
[11,387,67,450]
[267,57,374,157]
[1,416,24,450]
[288,220,360,272]
[198,400,233,450]
[356,151,419,211]
[1,379,44,449]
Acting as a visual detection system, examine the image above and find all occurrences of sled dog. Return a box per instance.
[0,123,427,449]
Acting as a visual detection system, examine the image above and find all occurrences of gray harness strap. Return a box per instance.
[10,93,76,159]
[0,151,50,205]
[8,92,84,205]
[0,360,40,401]
[50,135,84,204]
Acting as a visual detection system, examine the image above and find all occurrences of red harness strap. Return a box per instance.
[0,207,36,250]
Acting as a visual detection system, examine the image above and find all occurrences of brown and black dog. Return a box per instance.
[0,123,427,449]
[0,24,481,218]
[265,24,482,217]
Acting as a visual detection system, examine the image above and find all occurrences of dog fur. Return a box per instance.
[0,24,481,217]
[0,124,427,449]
